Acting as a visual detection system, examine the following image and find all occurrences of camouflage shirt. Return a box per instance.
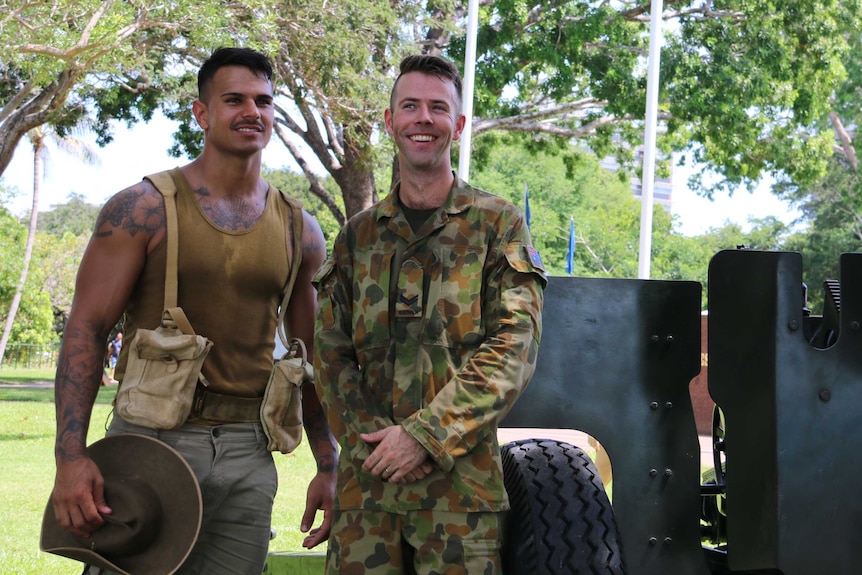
[314,178,547,513]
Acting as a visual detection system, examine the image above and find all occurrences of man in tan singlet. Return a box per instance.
[49,47,337,575]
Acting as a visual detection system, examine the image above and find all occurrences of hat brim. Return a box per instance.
[41,434,202,575]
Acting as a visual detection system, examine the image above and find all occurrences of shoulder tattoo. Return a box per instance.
[94,182,165,238]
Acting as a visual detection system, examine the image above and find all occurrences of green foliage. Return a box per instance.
[776,156,862,313]
[0,206,26,303]
[35,231,89,334]
[466,139,817,310]
[469,139,672,278]
[664,0,851,191]
[450,0,858,199]
[36,193,101,237]
[0,232,56,345]
[7,0,855,227]
[0,205,55,343]
[263,168,345,245]
[0,199,86,343]
[0,0,224,179]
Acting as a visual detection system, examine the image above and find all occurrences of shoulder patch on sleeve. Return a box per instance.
[504,242,548,288]
[527,246,544,271]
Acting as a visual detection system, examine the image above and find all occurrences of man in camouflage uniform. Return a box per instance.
[314,54,547,573]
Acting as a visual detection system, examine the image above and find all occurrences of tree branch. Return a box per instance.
[577,233,613,275]
[829,110,858,172]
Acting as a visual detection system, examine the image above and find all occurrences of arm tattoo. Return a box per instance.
[95,183,165,237]
[54,323,108,462]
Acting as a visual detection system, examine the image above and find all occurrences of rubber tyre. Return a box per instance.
[501,438,626,574]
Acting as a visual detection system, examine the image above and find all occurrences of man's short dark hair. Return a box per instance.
[390,55,463,111]
[198,47,274,101]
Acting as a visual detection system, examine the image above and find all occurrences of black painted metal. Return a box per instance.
[503,275,709,575]
[708,250,862,575]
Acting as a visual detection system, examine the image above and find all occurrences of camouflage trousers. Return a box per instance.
[325,508,501,575]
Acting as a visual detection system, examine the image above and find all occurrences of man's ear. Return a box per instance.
[383,108,394,138]
[452,113,466,141]
[191,99,208,131]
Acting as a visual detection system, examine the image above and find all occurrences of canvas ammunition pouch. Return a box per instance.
[260,338,313,453]
[115,308,213,430]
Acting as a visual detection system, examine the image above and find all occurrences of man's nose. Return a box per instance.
[242,99,261,118]
[416,103,432,123]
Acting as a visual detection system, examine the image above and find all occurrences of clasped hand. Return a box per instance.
[360,426,434,484]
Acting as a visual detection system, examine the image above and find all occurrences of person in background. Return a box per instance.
[50,47,337,574]
[314,54,546,574]
[104,332,122,383]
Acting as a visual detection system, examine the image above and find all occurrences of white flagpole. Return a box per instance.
[637,0,663,279]
[458,0,479,183]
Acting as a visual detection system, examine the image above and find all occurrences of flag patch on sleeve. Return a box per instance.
[527,246,545,270]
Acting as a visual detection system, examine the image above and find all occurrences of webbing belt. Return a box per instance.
[188,384,263,424]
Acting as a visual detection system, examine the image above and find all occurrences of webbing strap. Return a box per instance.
[276,194,304,350]
[143,169,182,317]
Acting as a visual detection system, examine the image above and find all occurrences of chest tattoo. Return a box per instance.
[195,187,264,230]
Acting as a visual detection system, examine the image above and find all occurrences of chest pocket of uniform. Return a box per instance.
[425,245,486,347]
[353,249,393,350]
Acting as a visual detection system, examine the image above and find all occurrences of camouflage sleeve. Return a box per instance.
[314,240,393,452]
[401,227,547,472]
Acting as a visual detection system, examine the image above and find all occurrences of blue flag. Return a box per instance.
[566,216,575,275]
[524,184,531,230]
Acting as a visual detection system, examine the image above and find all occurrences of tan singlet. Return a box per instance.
[115,169,295,398]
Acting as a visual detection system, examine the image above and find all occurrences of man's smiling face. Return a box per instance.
[384,71,465,177]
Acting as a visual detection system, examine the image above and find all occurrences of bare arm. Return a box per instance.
[52,180,165,538]
[285,210,338,548]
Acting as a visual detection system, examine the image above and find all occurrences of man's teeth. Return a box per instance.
[411,135,434,142]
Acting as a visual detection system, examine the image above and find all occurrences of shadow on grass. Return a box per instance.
[0,387,117,405]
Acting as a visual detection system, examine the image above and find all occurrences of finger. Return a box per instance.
[302,507,333,549]
[361,449,385,473]
[64,496,98,535]
[56,504,90,538]
[92,481,112,515]
[300,496,318,533]
[372,459,394,478]
[302,527,326,549]
[359,430,385,444]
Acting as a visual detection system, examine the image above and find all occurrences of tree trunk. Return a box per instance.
[0,137,42,366]
[332,128,378,219]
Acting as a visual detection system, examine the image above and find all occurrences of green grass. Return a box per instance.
[0,367,55,385]
[0,370,319,574]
